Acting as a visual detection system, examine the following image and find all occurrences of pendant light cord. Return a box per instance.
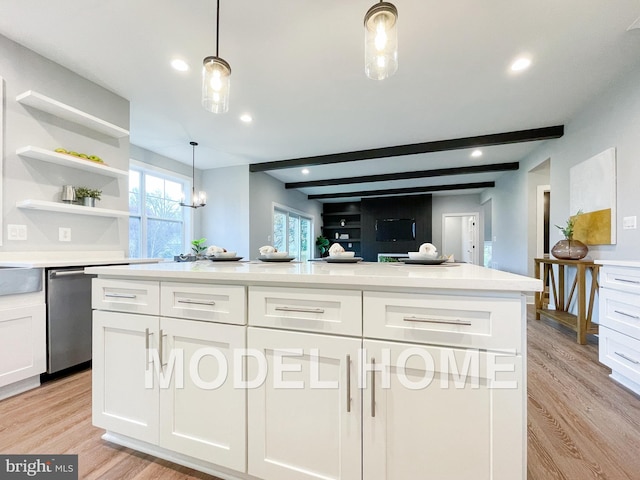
[216,0,220,58]
[191,141,197,200]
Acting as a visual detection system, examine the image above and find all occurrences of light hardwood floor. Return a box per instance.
[1,306,639,479]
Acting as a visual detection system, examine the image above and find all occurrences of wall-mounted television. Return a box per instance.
[375,218,416,242]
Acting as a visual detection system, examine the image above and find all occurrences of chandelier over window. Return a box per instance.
[202,0,231,113]
[180,141,207,209]
[364,1,398,80]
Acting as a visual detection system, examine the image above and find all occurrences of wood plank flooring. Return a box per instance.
[1,306,639,479]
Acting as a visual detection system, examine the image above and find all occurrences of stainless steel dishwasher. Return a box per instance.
[46,267,97,373]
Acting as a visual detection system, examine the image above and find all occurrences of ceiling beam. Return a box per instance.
[307,182,495,200]
[286,162,518,189]
[250,126,563,172]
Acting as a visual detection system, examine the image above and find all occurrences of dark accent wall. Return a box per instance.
[361,195,432,261]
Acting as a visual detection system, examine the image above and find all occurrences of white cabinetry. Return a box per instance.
[0,302,46,394]
[92,281,247,472]
[363,340,523,480]
[91,268,530,480]
[0,275,46,400]
[598,263,640,395]
[247,286,362,480]
[92,310,158,443]
[247,327,361,480]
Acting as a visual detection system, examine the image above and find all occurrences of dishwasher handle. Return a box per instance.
[49,269,87,279]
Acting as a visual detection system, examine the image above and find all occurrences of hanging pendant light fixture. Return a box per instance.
[181,142,207,209]
[202,0,231,113]
[364,1,398,80]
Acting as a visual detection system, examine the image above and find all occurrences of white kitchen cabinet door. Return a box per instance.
[159,317,246,471]
[248,327,361,480]
[363,339,524,480]
[92,310,159,444]
[0,304,46,388]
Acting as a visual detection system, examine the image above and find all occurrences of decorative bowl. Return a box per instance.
[213,251,237,258]
[408,251,438,260]
[329,251,356,258]
[265,251,289,258]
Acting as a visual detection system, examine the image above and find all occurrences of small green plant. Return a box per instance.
[74,187,102,200]
[191,238,207,256]
[316,235,330,256]
[555,210,582,240]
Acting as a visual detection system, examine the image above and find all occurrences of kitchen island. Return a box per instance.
[87,260,541,480]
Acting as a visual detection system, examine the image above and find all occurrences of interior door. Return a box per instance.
[442,213,479,264]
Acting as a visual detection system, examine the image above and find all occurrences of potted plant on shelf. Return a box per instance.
[74,187,102,207]
[316,235,330,257]
[552,210,588,259]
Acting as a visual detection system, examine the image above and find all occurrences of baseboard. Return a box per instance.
[0,376,40,401]
[101,432,258,480]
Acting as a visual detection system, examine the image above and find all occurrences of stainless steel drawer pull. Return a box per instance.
[403,316,472,326]
[178,298,216,306]
[613,277,640,284]
[145,328,152,368]
[105,292,137,299]
[614,351,640,365]
[159,329,167,367]
[614,310,640,320]
[371,357,376,418]
[346,354,352,413]
[275,306,325,314]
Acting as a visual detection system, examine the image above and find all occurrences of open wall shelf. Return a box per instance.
[16,90,129,138]
[17,146,128,178]
[17,200,130,218]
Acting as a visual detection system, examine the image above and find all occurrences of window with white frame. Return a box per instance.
[273,206,313,261]
[129,162,191,259]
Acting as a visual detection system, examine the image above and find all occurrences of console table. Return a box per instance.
[534,257,600,344]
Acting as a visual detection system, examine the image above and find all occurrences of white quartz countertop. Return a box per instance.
[0,258,162,268]
[85,260,542,292]
[595,260,640,268]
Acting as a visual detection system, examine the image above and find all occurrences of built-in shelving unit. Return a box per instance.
[17,200,130,218]
[16,90,129,138]
[322,202,362,255]
[17,146,128,178]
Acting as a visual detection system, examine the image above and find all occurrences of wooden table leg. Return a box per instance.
[577,263,587,344]
[535,260,541,320]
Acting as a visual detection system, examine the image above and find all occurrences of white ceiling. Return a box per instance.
[1,0,640,201]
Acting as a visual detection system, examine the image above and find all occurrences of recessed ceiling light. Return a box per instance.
[301,168,310,175]
[171,59,189,72]
[240,113,253,123]
[510,57,531,72]
[471,149,483,158]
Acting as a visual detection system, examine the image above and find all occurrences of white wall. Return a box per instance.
[0,34,129,254]
[200,165,251,259]
[249,172,323,258]
[484,62,640,274]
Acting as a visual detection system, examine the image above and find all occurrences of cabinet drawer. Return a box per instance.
[363,291,523,352]
[248,286,362,336]
[599,326,640,386]
[92,278,159,315]
[599,289,640,341]
[601,266,640,294]
[161,282,246,325]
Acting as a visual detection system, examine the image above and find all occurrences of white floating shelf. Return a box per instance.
[17,200,130,218]
[16,90,129,138]
[17,146,128,178]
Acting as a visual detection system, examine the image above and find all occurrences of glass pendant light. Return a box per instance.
[180,142,207,208]
[364,1,398,80]
[202,0,231,113]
